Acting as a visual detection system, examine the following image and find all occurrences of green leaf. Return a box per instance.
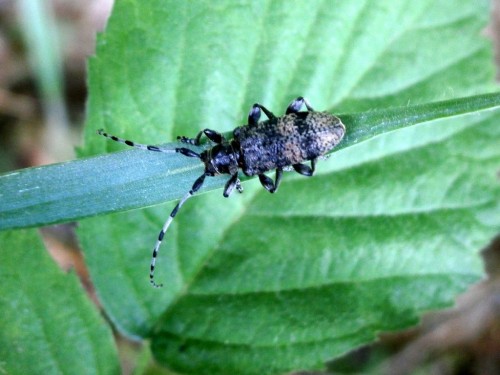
[150,113,498,375]
[3,0,498,374]
[0,229,119,374]
[0,93,499,231]
[74,1,500,374]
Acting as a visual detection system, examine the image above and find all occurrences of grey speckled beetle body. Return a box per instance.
[98,97,345,288]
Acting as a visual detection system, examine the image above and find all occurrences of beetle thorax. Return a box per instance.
[201,142,239,176]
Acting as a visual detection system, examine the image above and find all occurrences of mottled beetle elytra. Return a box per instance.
[97,97,345,287]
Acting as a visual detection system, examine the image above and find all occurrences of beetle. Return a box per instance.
[98,97,345,287]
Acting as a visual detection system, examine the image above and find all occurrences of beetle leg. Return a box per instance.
[273,167,283,192]
[248,103,277,126]
[248,104,261,126]
[258,167,283,193]
[223,173,241,197]
[258,174,274,192]
[292,160,315,177]
[286,96,315,114]
[178,128,225,145]
[178,130,203,145]
[256,104,277,120]
[236,178,244,193]
[202,129,225,144]
[177,148,201,158]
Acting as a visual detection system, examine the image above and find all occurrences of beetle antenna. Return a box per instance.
[97,129,202,158]
[97,129,177,153]
[150,172,207,288]
[97,128,205,287]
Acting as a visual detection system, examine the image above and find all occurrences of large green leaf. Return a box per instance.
[71,0,498,374]
[0,230,119,374]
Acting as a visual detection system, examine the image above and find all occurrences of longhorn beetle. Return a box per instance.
[98,97,345,287]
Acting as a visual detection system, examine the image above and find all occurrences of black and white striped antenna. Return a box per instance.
[97,129,206,287]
